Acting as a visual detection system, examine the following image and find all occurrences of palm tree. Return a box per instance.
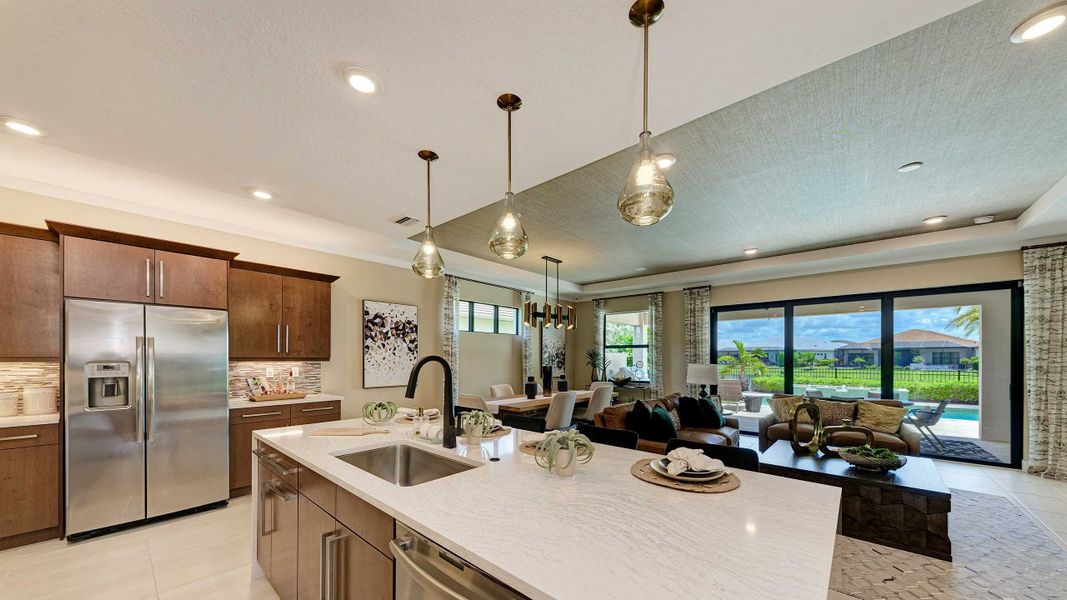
[717,340,768,391]
[948,306,980,337]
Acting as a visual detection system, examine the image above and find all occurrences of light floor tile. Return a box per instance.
[1030,509,1067,535]
[992,476,1067,499]
[1010,491,1067,515]
[157,564,278,600]
[2,537,157,600]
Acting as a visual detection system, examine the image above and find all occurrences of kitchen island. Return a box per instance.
[253,419,841,600]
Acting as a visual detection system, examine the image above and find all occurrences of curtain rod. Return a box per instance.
[1022,241,1067,251]
[590,291,660,302]
[452,275,526,294]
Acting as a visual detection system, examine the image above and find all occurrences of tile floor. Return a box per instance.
[1,439,1064,599]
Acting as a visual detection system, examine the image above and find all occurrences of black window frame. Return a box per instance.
[603,310,652,383]
[457,300,519,335]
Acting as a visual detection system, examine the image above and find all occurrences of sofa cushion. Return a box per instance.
[815,399,856,426]
[648,405,679,442]
[765,423,909,454]
[624,400,652,437]
[677,396,726,429]
[685,425,741,447]
[769,395,811,423]
[596,403,632,430]
[855,400,907,434]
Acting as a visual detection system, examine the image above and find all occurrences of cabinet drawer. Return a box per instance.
[231,405,291,424]
[0,424,59,450]
[336,489,394,557]
[291,401,340,419]
[297,466,336,514]
[256,442,299,488]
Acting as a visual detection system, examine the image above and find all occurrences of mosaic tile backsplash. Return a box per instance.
[0,361,61,412]
[228,361,322,400]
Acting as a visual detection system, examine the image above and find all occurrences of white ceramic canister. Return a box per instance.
[21,386,58,415]
[0,392,18,417]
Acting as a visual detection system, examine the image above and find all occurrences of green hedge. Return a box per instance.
[749,376,979,404]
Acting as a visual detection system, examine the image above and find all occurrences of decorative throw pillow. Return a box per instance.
[854,400,907,434]
[697,397,726,429]
[677,396,726,429]
[769,395,810,423]
[624,400,653,436]
[667,408,682,432]
[647,405,679,442]
[815,400,856,426]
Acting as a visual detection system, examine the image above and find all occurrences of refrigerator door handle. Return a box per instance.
[134,336,145,442]
[146,336,156,442]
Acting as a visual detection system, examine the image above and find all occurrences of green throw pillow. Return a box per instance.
[698,397,726,429]
[648,405,679,442]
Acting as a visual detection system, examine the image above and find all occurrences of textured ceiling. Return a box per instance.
[430,0,1067,284]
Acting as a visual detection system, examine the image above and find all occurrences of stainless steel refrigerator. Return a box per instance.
[65,299,229,538]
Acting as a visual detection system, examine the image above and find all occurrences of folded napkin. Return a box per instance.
[419,424,444,441]
[396,407,441,418]
[665,447,725,475]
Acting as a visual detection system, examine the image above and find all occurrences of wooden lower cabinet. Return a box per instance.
[258,450,394,600]
[0,424,61,549]
[232,418,291,493]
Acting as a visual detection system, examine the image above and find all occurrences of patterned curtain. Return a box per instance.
[683,286,711,397]
[592,299,606,381]
[648,292,664,398]
[520,290,535,381]
[1024,245,1067,481]
[441,275,460,402]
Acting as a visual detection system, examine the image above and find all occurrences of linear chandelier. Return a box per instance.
[522,256,575,330]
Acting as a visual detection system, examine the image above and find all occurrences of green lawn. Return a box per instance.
[746,367,979,404]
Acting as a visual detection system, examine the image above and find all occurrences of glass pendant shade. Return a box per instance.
[488,192,528,259]
[617,131,674,226]
[412,226,445,279]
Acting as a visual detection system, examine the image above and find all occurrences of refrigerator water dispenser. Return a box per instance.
[85,362,130,409]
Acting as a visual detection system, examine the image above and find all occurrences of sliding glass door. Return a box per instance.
[714,307,786,409]
[793,299,881,400]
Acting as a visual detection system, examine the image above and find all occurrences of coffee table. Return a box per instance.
[759,440,952,561]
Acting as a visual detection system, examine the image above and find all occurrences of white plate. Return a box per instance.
[651,458,726,482]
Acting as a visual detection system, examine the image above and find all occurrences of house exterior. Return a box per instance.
[835,329,978,368]
[717,337,848,366]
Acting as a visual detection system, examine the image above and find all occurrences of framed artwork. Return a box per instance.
[362,300,419,388]
[542,326,566,372]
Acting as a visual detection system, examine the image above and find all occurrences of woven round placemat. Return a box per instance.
[630,458,741,493]
[518,440,541,457]
[463,426,512,442]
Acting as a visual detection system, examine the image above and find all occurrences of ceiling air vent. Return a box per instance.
[393,216,420,227]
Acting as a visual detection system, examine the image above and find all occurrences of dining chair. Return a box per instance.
[499,414,546,433]
[572,385,613,422]
[576,423,638,450]
[717,379,744,410]
[588,381,613,391]
[457,393,490,412]
[489,384,515,398]
[665,438,759,472]
[544,391,576,430]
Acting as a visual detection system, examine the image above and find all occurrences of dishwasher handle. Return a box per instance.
[390,539,469,600]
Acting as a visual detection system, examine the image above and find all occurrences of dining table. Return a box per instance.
[484,390,595,415]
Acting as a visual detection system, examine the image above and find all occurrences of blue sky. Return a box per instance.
[718,307,977,347]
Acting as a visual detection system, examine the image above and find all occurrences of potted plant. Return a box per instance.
[533,429,595,477]
[361,400,396,425]
[458,410,495,445]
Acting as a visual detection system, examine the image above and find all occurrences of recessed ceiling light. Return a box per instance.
[923,215,947,225]
[1011,4,1067,43]
[743,248,759,256]
[249,188,273,201]
[897,161,923,173]
[342,66,380,94]
[655,154,676,169]
[634,267,647,271]
[974,215,995,224]
[2,117,45,137]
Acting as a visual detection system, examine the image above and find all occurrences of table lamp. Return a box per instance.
[686,364,719,400]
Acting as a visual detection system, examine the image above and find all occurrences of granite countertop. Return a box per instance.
[255,419,841,600]
[228,393,343,410]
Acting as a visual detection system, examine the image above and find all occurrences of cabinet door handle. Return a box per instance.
[321,530,346,600]
[265,480,296,502]
[277,324,281,354]
[242,411,282,418]
[301,406,334,413]
[145,258,152,297]
[158,259,165,298]
[0,434,38,442]
[260,480,275,536]
[285,325,290,354]
[266,456,299,476]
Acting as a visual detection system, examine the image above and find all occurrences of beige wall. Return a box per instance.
[0,187,448,417]
[457,280,523,399]
[567,252,1023,398]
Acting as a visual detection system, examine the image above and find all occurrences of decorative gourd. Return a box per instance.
[361,400,397,425]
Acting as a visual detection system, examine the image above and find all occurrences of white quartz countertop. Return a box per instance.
[228,393,343,410]
[0,413,60,427]
[255,419,841,600]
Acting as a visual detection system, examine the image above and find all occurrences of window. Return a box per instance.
[715,307,785,394]
[456,300,519,335]
[603,311,651,382]
[931,351,960,366]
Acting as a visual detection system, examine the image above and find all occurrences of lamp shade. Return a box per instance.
[686,363,719,386]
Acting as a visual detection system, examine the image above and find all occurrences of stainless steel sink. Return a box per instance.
[336,444,477,487]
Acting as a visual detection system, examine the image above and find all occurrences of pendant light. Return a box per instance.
[488,93,529,259]
[411,150,445,279]
[521,256,576,330]
[617,0,674,227]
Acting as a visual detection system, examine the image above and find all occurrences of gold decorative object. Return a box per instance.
[789,398,823,455]
[820,418,876,458]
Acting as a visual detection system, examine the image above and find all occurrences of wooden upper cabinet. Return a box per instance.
[0,226,61,359]
[154,250,228,309]
[283,276,331,360]
[230,261,337,361]
[63,236,155,304]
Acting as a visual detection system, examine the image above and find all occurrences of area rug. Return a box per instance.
[830,489,1067,599]
[919,438,1001,463]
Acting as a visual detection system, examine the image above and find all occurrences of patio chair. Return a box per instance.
[906,400,949,451]
[718,379,744,411]
[806,390,824,398]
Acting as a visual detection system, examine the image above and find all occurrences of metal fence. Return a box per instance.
[762,366,978,382]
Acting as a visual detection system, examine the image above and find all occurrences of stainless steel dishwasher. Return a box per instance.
[391,522,529,599]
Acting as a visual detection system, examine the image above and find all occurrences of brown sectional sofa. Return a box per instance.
[594,394,741,454]
[757,398,921,456]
